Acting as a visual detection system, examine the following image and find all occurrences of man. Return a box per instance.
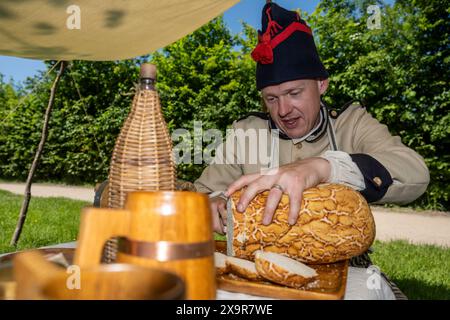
[194,2,430,237]
[195,1,430,300]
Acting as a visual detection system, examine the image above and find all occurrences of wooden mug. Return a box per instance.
[14,251,185,300]
[74,191,216,300]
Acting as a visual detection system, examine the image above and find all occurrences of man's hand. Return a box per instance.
[210,197,228,234]
[225,157,331,226]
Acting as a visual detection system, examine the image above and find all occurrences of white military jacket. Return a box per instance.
[194,103,429,204]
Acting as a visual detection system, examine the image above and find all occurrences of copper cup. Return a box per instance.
[75,191,216,299]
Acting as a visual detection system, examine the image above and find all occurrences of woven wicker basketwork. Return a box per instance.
[103,64,176,262]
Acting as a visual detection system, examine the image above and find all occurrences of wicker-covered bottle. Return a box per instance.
[104,63,176,261]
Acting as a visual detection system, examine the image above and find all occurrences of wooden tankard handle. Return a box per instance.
[74,208,130,268]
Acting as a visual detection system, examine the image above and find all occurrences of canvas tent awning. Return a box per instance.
[0,0,240,61]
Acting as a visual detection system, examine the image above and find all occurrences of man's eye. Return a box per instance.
[289,91,300,97]
[266,97,277,102]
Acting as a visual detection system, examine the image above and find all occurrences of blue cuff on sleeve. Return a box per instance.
[350,154,393,202]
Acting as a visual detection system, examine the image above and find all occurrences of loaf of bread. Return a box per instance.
[229,183,376,264]
[254,250,317,288]
[225,256,262,281]
[214,252,229,275]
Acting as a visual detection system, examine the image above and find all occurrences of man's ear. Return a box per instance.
[318,79,329,95]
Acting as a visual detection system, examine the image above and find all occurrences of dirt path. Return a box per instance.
[1,182,449,248]
[370,209,450,247]
[0,182,94,202]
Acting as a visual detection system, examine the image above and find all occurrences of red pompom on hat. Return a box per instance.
[251,33,273,64]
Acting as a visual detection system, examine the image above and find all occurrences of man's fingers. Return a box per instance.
[236,177,272,212]
[218,201,228,226]
[210,201,225,234]
[212,211,224,234]
[225,173,260,197]
[288,190,303,225]
[263,187,283,225]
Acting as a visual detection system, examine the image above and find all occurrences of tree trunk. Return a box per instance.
[10,61,67,247]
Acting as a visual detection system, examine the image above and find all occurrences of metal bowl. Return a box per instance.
[0,248,75,300]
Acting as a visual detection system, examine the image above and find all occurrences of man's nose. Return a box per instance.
[278,96,292,117]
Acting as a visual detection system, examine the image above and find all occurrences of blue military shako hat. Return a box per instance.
[252,2,328,90]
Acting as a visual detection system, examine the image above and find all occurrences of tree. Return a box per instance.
[0,17,261,185]
[309,0,449,209]
[0,7,448,210]
[151,17,260,181]
[0,74,27,177]
[0,59,145,183]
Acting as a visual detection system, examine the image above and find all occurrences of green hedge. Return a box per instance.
[0,1,448,210]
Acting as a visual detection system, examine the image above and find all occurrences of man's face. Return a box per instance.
[262,79,328,139]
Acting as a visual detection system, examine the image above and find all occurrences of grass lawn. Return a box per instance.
[371,240,450,300]
[0,189,88,254]
[0,189,449,300]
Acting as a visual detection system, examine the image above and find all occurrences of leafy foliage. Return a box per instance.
[0,2,448,210]
[0,17,260,185]
[308,0,449,209]
[151,18,260,180]
[0,60,143,183]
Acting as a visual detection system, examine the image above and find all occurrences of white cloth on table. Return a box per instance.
[0,242,78,259]
[42,242,77,249]
[217,267,396,300]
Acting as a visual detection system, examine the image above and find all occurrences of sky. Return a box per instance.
[0,0,321,84]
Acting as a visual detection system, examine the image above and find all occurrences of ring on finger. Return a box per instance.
[271,184,285,193]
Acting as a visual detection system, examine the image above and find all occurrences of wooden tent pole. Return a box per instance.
[10,61,68,247]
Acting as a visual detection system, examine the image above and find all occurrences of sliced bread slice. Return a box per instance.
[225,256,263,281]
[214,252,229,275]
[254,250,318,289]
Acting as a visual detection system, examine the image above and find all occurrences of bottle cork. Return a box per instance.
[140,63,157,79]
